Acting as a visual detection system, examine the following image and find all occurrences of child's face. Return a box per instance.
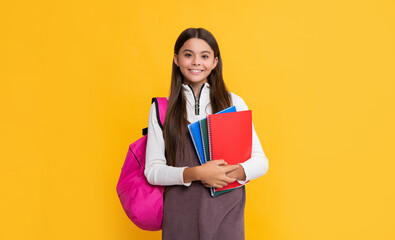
[174,38,218,87]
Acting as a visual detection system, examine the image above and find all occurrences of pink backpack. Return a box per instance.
[116,97,168,231]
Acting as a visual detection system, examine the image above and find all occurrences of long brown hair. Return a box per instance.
[163,28,232,167]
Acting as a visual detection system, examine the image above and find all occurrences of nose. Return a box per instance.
[192,56,200,66]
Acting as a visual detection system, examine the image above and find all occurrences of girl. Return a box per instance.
[145,28,269,240]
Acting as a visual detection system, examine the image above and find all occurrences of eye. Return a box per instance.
[184,53,192,57]
[202,55,209,59]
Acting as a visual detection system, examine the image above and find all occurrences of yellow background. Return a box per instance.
[1,0,394,239]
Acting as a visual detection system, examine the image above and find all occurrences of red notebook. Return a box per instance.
[207,110,252,196]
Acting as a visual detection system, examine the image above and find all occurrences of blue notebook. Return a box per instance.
[187,106,236,165]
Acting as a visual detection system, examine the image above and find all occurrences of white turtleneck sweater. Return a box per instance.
[144,83,269,186]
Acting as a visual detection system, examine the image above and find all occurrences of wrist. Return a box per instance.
[183,166,202,183]
[228,164,246,181]
[238,164,246,181]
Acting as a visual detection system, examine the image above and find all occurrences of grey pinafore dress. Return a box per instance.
[162,127,246,240]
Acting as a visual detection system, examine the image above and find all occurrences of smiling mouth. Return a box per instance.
[189,69,203,73]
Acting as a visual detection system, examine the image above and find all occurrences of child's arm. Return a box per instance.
[183,159,239,189]
[145,102,191,186]
[229,93,270,183]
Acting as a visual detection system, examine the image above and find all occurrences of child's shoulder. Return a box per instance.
[229,92,249,111]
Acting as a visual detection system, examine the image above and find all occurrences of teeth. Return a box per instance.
[191,69,202,72]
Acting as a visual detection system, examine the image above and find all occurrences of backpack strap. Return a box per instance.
[153,97,168,129]
[142,97,168,136]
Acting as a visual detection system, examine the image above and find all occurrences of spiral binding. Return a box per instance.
[207,115,214,162]
[206,116,217,197]
[187,124,204,165]
[199,120,208,163]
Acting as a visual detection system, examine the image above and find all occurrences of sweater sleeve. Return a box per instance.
[144,102,192,186]
[230,93,269,184]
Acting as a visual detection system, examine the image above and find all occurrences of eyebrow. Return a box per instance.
[183,49,212,54]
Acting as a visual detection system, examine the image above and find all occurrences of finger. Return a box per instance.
[201,181,213,188]
[213,159,226,165]
[223,176,237,183]
[223,164,239,172]
[219,180,229,187]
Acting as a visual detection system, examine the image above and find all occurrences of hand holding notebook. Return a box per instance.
[198,159,240,188]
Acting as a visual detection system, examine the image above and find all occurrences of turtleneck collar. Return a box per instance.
[182,82,210,96]
[181,83,210,115]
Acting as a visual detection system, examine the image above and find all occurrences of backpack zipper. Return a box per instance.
[187,83,205,115]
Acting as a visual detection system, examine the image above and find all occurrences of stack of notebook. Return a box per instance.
[187,106,252,197]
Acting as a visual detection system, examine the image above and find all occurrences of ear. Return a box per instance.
[173,54,179,67]
[212,56,218,70]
